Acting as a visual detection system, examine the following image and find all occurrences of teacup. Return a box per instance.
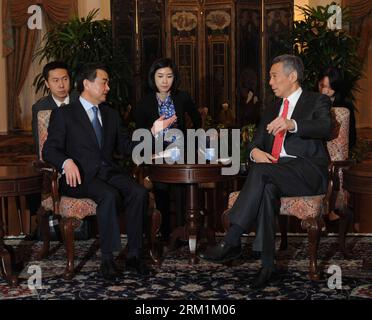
[205,148,216,161]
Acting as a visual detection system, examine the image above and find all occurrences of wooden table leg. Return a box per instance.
[15,196,25,236]
[0,198,18,286]
[168,183,216,264]
[186,183,199,264]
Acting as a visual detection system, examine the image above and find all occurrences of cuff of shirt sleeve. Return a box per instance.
[249,150,256,162]
[61,158,71,174]
[289,119,298,133]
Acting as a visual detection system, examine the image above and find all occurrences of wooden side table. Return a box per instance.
[149,163,232,264]
[0,166,43,286]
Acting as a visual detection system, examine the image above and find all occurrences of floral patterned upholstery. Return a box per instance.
[327,107,349,161]
[37,110,97,220]
[279,195,325,219]
[227,191,325,220]
[41,196,97,219]
[37,110,52,161]
[328,107,350,210]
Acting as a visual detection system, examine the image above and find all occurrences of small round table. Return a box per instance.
[0,166,43,286]
[149,163,231,264]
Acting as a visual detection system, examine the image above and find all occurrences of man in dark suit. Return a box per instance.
[200,54,332,289]
[32,61,78,157]
[43,63,176,280]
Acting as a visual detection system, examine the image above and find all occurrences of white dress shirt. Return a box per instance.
[52,95,70,107]
[278,87,302,158]
[79,96,103,125]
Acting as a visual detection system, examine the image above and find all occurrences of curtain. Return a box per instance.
[342,0,372,63]
[2,0,77,131]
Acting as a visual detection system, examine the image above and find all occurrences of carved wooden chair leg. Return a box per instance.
[0,246,18,286]
[221,210,230,233]
[61,217,75,280]
[278,215,288,251]
[37,207,50,259]
[302,216,322,280]
[337,207,353,258]
[149,209,162,265]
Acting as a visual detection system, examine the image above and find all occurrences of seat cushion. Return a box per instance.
[227,191,325,220]
[42,196,97,219]
[279,195,325,219]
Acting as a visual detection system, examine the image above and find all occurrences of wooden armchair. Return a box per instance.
[33,110,161,280]
[222,107,353,280]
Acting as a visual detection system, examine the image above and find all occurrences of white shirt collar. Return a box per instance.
[79,96,97,112]
[52,95,69,107]
[284,87,302,108]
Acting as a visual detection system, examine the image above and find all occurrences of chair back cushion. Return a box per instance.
[327,107,350,161]
[37,110,53,161]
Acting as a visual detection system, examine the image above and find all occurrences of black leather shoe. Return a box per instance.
[99,259,121,281]
[199,241,242,263]
[250,267,279,289]
[125,257,151,276]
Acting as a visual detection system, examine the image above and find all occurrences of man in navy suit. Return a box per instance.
[43,63,175,280]
[200,54,332,289]
[31,61,78,157]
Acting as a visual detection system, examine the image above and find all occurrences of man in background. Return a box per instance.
[31,61,78,156]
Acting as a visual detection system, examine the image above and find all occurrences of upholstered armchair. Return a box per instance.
[33,110,161,279]
[222,107,353,280]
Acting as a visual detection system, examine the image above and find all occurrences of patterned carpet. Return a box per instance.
[1,235,372,300]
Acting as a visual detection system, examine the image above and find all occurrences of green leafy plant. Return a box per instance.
[33,9,131,111]
[283,3,363,100]
[240,124,256,163]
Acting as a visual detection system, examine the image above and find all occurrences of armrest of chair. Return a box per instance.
[329,159,356,191]
[33,160,60,214]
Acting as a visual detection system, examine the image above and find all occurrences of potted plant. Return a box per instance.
[240,123,256,174]
[33,9,131,112]
[283,3,363,100]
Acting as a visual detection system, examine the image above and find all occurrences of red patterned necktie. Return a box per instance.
[271,98,289,163]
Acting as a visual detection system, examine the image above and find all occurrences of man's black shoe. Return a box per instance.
[199,241,242,263]
[250,267,279,289]
[99,259,121,281]
[125,257,151,276]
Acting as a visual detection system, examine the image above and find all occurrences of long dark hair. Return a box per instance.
[318,67,351,108]
[148,58,180,95]
[318,66,356,148]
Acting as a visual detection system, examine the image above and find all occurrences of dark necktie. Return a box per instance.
[92,106,103,148]
[60,103,66,107]
[271,98,289,163]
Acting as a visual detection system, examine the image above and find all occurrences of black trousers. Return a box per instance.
[60,166,148,258]
[154,183,185,239]
[229,157,327,267]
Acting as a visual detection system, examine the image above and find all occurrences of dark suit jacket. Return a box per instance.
[42,100,136,183]
[32,91,79,156]
[248,90,332,190]
[135,90,201,132]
